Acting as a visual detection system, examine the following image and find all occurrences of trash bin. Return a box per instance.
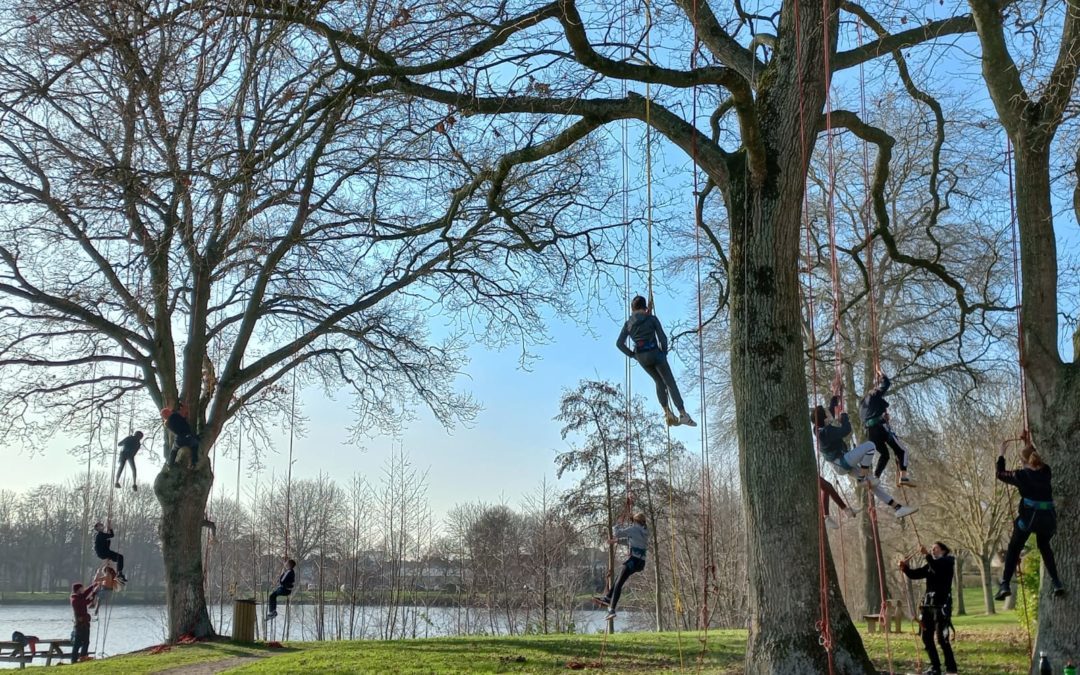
[232,598,257,642]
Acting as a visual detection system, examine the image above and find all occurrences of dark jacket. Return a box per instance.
[816,413,852,462]
[94,529,114,557]
[278,568,296,592]
[118,435,141,456]
[902,554,955,600]
[996,456,1053,506]
[166,411,193,437]
[617,312,668,357]
[859,374,891,424]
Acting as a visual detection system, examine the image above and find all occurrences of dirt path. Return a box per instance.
[156,654,265,674]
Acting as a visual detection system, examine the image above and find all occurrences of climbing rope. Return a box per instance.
[1005,139,1031,437]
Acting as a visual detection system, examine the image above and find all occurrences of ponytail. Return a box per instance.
[1020,445,1046,470]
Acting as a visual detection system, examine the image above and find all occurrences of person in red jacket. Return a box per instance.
[69,582,97,662]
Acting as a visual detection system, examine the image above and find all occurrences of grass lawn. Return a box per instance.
[61,614,1031,674]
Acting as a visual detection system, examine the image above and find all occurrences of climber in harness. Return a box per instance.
[900,542,958,675]
[860,371,915,487]
[93,521,126,582]
[616,295,696,428]
[812,396,917,519]
[995,436,1065,600]
[594,511,648,621]
[115,430,143,490]
[161,402,200,468]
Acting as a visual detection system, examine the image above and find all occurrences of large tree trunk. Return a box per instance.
[858,487,888,615]
[954,555,966,616]
[726,139,874,671]
[154,447,215,641]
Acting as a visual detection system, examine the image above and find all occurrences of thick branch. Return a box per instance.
[670,0,765,83]
[967,0,1029,131]
[833,13,976,71]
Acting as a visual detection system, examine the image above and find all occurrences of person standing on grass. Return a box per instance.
[266,559,296,620]
[594,512,648,621]
[69,581,97,663]
[900,542,958,675]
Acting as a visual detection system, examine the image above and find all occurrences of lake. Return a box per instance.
[0,602,641,667]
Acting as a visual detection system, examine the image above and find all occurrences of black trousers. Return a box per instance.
[920,602,957,674]
[635,350,685,412]
[1002,508,1060,585]
[169,435,201,466]
[71,621,90,662]
[868,424,907,477]
[268,585,292,612]
[607,556,646,611]
[116,452,136,483]
[98,549,124,573]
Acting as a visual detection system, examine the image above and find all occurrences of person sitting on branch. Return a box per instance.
[115,430,143,490]
[616,295,696,428]
[92,521,126,582]
[812,395,917,519]
[266,559,297,621]
[594,509,649,622]
[859,370,915,487]
[994,435,1064,600]
[900,542,958,675]
[161,402,200,468]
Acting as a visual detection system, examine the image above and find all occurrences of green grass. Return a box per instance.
[61,615,1031,674]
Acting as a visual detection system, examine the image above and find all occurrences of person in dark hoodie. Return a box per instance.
[266,559,297,620]
[812,396,917,519]
[860,371,915,486]
[616,295,696,427]
[995,437,1064,600]
[93,521,126,582]
[115,430,144,490]
[594,512,649,621]
[901,542,958,675]
[161,402,200,468]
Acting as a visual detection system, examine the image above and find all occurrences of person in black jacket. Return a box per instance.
[266,559,297,620]
[901,542,958,675]
[161,403,200,468]
[115,430,144,490]
[616,295,696,427]
[93,521,126,582]
[995,438,1064,600]
[860,372,915,486]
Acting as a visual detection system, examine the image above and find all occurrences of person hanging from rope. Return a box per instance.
[265,558,297,621]
[900,542,958,675]
[593,511,648,621]
[161,402,200,468]
[93,521,126,582]
[114,430,143,491]
[819,476,859,530]
[69,581,97,663]
[90,565,122,615]
[616,295,696,428]
[994,435,1065,600]
[813,396,917,519]
[859,370,915,487]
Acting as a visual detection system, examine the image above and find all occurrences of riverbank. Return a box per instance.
[57,622,1030,674]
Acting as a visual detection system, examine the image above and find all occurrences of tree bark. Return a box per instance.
[978,554,995,615]
[954,555,965,616]
[154,447,215,641]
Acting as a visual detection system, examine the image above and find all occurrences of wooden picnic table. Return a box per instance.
[0,638,92,667]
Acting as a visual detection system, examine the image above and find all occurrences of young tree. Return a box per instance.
[0,0,614,640]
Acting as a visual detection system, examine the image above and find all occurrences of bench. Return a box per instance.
[0,639,93,667]
[863,599,904,634]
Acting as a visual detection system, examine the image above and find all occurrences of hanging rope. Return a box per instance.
[1005,139,1031,437]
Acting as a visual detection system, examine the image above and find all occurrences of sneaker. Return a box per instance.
[898,475,918,488]
[605,610,616,621]
[266,611,278,620]
[678,412,697,427]
[994,582,1011,601]
[1053,580,1065,597]
[117,573,127,583]
[824,516,839,530]
[664,411,679,426]
[593,595,610,607]
[893,505,918,519]
[114,482,121,489]
[844,506,861,518]
[132,485,138,492]
[858,474,880,488]
[921,668,941,675]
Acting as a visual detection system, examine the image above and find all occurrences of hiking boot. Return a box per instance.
[994,582,1011,601]
[1053,580,1066,597]
[605,610,616,621]
[678,411,697,427]
[893,505,918,519]
[824,515,840,530]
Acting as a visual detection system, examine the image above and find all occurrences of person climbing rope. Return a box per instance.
[93,521,126,582]
[593,512,648,621]
[900,542,958,675]
[860,371,915,486]
[161,402,200,468]
[266,559,296,620]
[819,476,859,530]
[69,581,97,663]
[115,430,143,490]
[90,565,122,615]
[616,295,696,427]
[812,397,917,519]
[995,436,1065,600]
